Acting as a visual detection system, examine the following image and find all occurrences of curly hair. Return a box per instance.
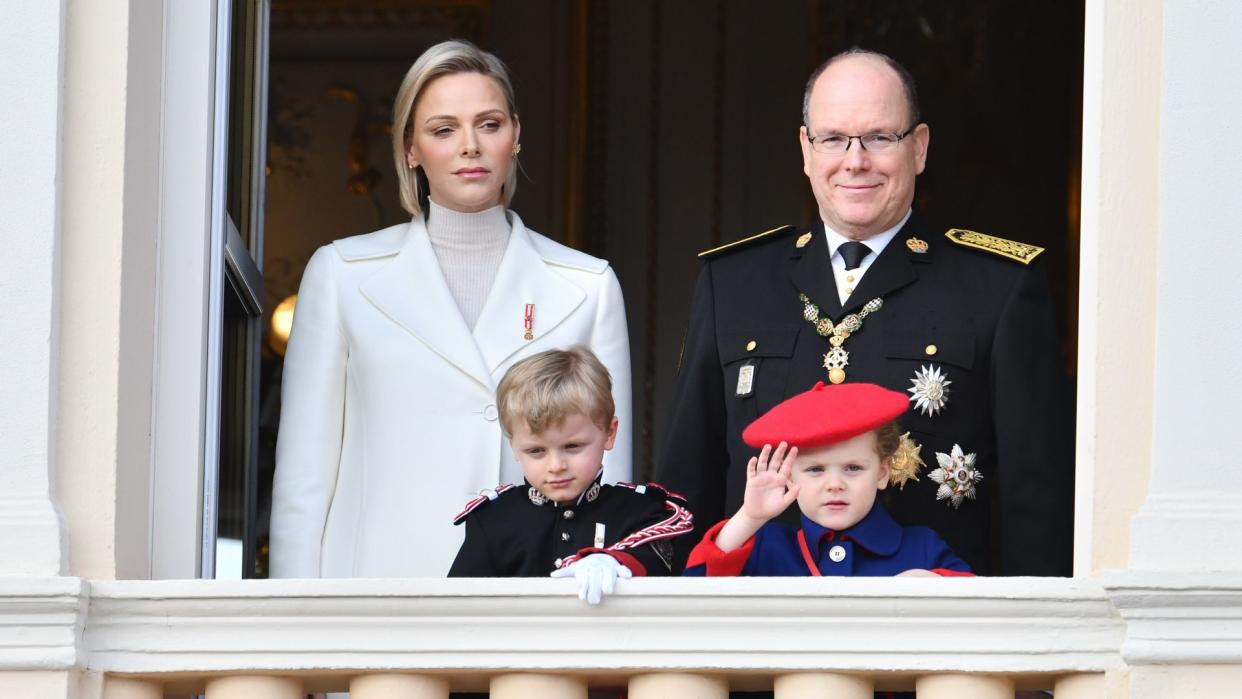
[873,420,903,463]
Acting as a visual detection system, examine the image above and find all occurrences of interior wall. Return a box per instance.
[586,0,812,475]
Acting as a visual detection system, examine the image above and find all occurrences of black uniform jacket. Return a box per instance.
[657,213,1074,576]
[448,480,694,577]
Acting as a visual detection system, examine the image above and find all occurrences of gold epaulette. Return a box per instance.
[698,225,796,258]
[944,229,1044,265]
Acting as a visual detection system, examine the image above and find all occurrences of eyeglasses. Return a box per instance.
[805,126,916,155]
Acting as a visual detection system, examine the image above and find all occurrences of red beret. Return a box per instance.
[742,382,907,449]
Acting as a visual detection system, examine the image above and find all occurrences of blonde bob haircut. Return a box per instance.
[496,347,615,437]
[391,39,519,217]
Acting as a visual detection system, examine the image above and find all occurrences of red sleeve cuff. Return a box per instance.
[576,547,647,577]
[931,568,975,577]
[685,519,755,576]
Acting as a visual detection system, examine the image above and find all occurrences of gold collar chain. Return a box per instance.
[798,293,884,384]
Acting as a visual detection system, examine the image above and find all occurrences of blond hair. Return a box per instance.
[391,39,519,216]
[496,347,615,436]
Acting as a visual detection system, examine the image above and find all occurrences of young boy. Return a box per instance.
[449,347,694,603]
[684,381,972,577]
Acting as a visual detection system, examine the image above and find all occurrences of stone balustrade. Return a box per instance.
[7,575,1195,697]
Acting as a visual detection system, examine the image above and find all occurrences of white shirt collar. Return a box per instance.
[822,208,912,261]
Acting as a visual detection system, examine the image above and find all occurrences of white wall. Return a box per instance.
[1129,0,1242,572]
[0,0,68,577]
[1076,0,1162,574]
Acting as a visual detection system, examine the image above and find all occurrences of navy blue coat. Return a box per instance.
[683,503,971,577]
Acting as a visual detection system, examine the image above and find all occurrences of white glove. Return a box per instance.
[550,553,633,604]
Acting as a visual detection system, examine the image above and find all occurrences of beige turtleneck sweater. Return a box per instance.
[425,200,511,330]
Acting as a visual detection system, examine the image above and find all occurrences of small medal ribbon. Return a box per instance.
[523,303,535,340]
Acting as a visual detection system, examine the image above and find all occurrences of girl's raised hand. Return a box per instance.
[739,441,800,522]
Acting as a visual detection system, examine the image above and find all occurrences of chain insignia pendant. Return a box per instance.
[799,293,882,385]
[823,346,849,384]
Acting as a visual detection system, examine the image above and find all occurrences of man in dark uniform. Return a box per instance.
[657,49,1073,576]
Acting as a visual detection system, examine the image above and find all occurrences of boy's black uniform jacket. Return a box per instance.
[657,213,1074,576]
[448,481,693,577]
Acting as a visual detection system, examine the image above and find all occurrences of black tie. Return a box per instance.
[839,241,872,271]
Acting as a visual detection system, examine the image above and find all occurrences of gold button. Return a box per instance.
[745,340,757,352]
[846,275,856,282]
[845,286,854,294]
[925,344,938,356]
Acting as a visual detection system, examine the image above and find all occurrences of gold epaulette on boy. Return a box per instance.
[944,229,1044,264]
[698,225,797,258]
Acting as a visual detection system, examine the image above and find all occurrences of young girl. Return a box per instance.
[685,381,972,577]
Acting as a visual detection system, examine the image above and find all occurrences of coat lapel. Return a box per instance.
[472,218,586,373]
[840,216,922,315]
[358,218,493,389]
[788,222,843,319]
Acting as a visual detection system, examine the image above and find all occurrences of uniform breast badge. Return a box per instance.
[735,363,756,397]
[906,237,928,254]
[929,444,982,508]
[908,364,952,416]
[798,293,883,384]
[887,432,925,489]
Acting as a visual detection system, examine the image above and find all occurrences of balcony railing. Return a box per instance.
[5,576,1134,697]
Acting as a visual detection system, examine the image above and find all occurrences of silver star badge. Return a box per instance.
[928,444,982,509]
[908,364,951,416]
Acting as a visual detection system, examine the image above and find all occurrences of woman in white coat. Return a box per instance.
[270,40,632,578]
